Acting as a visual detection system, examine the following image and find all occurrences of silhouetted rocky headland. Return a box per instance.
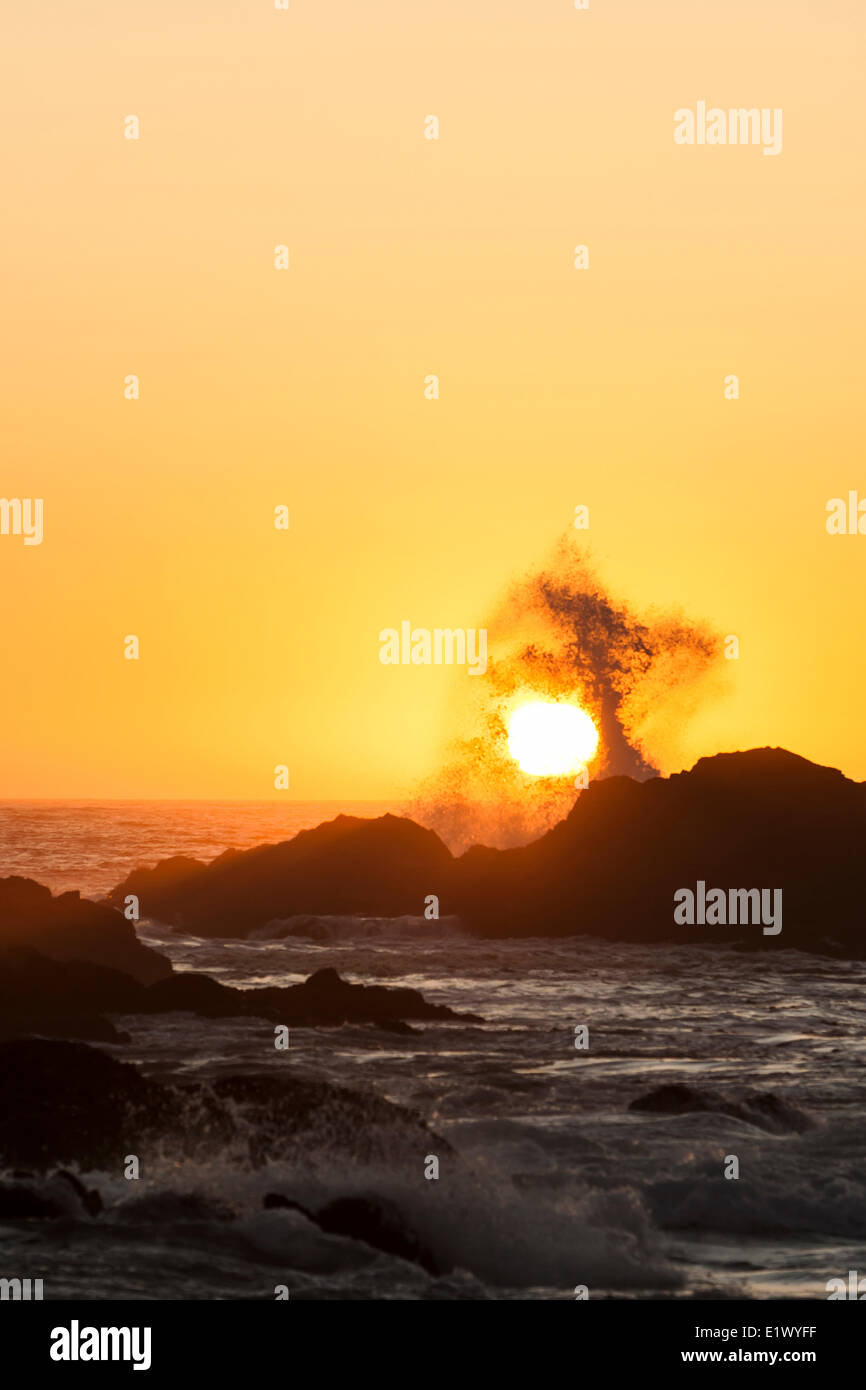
[107,749,866,957]
[455,748,866,954]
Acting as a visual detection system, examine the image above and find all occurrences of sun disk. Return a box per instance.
[507,701,599,777]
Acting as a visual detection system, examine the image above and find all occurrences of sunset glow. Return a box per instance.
[507,701,599,777]
[1,1,864,801]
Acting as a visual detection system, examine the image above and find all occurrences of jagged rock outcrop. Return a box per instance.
[107,813,452,936]
[0,950,481,1043]
[105,750,866,956]
[0,876,171,983]
[454,749,866,953]
[0,1039,449,1172]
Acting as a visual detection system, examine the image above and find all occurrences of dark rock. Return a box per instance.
[54,1168,103,1216]
[0,1038,182,1170]
[262,1193,447,1275]
[108,814,453,937]
[0,877,171,983]
[0,947,479,1046]
[0,947,141,1042]
[0,1169,102,1219]
[0,1182,65,1219]
[207,1072,450,1168]
[142,963,481,1026]
[105,750,866,956]
[629,1084,713,1117]
[629,1083,815,1134]
[0,1009,127,1044]
[143,971,231,1018]
[454,748,866,955]
[0,1039,451,1174]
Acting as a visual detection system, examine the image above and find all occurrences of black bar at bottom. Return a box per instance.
[0,1298,858,1377]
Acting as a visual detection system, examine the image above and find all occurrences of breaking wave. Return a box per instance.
[248,914,467,943]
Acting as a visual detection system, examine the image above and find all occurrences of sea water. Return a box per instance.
[1,800,864,1301]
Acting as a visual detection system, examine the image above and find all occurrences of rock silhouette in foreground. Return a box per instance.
[0,876,171,983]
[143,964,482,1025]
[0,1170,103,1220]
[0,949,481,1043]
[0,1039,447,1173]
[263,1192,448,1275]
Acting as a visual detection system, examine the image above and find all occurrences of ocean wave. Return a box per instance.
[248,914,467,943]
[96,1161,682,1294]
[648,1165,866,1239]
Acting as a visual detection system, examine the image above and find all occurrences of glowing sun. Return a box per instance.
[507,701,599,776]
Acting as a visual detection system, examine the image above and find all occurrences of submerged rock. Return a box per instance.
[629,1083,815,1134]
[263,1192,448,1275]
[0,1169,102,1220]
[374,1019,420,1036]
[0,1182,65,1219]
[54,1169,104,1217]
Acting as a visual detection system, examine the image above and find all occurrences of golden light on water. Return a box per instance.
[507,701,599,777]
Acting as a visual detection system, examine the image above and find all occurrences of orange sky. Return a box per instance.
[1,0,864,799]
